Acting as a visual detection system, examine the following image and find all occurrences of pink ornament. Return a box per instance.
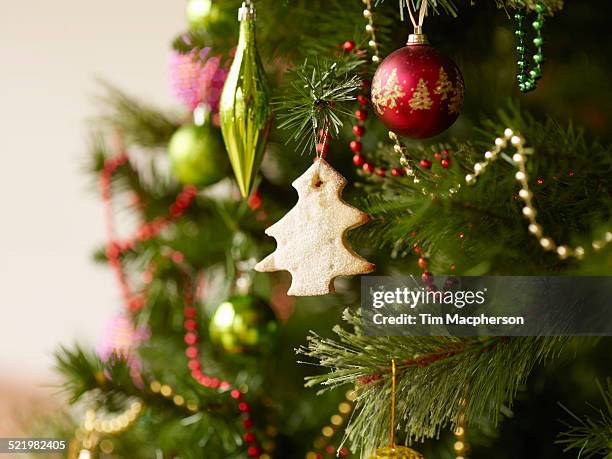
[169,49,228,112]
[97,313,149,384]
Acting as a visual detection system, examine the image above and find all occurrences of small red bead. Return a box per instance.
[418,257,427,269]
[342,40,356,53]
[244,432,256,443]
[188,360,201,371]
[536,178,544,185]
[352,154,365,167]
[413,245,421,254]
[219,380,231,391]
[231,389,242,399]
[326,445,336,454]
[185,346,198,359]
[184,332,198,345]
[199,375,211,386]
[191,369,202,379]
[238,402,250,412]
[434,152,442,160]
[352,125,365,137]
[355,109,368,121]
[441,149,450,158]
[421,271,432,283]
[375,167,386,177]
[339,447,349,457]
[184,319,197,331]
[349,140,362,153]
[184,306,197,318]
[363,162,374,173]
[357,95,369,106]
[210,377,220,389]
[248,191,262,211]
[568,170,575,177]
[243,418,254,428]
[419,159,432,169]
[391,167,404,177]
[441,158,450,168]
[247,446,260,457]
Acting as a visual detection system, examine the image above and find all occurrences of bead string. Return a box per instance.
[514,2,546,93]
[149,379,201,413]
[465,128,611,260]
[453,403,468,459]
[305,389,356,459]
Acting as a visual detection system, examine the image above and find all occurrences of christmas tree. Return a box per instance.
[41,1,612,458]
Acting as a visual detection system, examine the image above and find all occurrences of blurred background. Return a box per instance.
[0,0,183,435]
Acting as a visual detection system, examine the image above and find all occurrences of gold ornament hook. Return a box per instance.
[405,0,429,45]
[390,358,397,448]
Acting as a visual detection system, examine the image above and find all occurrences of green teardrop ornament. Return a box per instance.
[219,1,271,198]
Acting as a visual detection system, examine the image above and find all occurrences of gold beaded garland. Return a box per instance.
[464,128,610,260]
[149,379,200,412]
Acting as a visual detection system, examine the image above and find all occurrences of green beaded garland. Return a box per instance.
[514,2,546,93]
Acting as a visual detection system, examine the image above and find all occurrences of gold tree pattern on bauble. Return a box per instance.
[408,78,433,111]
[255,159,375,296]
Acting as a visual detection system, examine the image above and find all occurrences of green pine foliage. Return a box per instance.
[557,379,612,459]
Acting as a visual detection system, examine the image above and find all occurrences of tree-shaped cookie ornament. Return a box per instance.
[255,159,375,296]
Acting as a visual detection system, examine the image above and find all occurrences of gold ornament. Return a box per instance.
[255,159,375,296]
[371,446,424,459]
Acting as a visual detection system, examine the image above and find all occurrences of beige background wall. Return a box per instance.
[0,0,184,396]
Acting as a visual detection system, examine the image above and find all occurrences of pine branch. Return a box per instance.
[557,379,612,459]
[300,309,567,456]
[97,83,178,148]
[275,57,363,156]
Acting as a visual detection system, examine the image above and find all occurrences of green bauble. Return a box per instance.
[219,1,271,198]
[209,295,277,354]
[168,121,227,186]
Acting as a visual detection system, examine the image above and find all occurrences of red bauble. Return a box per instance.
[371,41,464,138]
